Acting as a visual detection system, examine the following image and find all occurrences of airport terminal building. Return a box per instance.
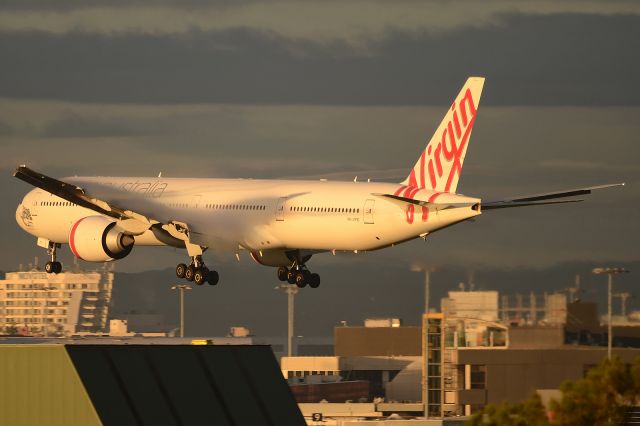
[282,291,640,419]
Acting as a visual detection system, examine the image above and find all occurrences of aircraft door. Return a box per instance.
[275,197,287,221]
[191,195,202,209]
[363,199,375,224]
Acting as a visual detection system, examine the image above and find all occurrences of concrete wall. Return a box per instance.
[508,326,564,349]
[335,327,421,356]
[457,347,640,405]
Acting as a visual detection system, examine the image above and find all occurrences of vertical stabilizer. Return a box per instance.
[401,77,485,193]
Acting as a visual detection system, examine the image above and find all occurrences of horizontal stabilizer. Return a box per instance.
[375,193,477,210]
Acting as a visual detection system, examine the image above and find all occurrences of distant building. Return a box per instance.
[0,267,113,336]
[284,301,640,417]
[108,319,166,337]
[442,291,499,322]
[114,313,166,334]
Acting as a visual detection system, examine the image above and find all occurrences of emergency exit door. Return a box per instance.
[363,199,375,224]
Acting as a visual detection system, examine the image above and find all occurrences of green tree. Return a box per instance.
[467,392,549,426]
[468,357,640,426]
[550,357,638,425]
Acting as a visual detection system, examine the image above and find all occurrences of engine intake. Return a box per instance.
[69,216,134,262]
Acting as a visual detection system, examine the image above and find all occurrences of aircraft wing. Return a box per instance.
[13,165,153,234]
[482,183,624,210]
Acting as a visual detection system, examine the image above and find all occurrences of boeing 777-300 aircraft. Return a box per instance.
[13,77,623,288]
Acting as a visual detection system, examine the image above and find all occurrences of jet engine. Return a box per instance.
[69,216,134,262]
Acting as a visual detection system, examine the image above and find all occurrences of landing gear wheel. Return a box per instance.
[45,261,62,274]
[287,270,297,284]
[277,266,288,282]
[207,270,219,285]
[308,273,320,289]
[176,263,187,279]
[194,268,208,286]
[295,271,307,288]
[185,265,195,282]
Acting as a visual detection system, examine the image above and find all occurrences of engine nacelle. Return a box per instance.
[69,216,134,262]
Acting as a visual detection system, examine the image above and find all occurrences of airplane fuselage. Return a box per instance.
[16,177,481,264]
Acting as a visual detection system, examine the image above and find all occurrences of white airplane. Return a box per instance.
[14,77,623,288]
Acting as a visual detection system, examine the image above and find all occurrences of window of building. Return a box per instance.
[470,365,486,389]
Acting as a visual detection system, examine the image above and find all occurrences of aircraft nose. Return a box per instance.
[15,203,24,228]
[16,202,34,231]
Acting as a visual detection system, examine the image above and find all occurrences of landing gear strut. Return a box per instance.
[44,242,62,274]
[176,255,219,286]
[277,265,320,289]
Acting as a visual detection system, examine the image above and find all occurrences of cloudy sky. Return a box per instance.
[0,0,638,277]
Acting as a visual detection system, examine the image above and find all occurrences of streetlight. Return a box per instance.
[592,267,629,360]
[411,265,437,419]
[171,284,192,338]
[275,283,298,357]
[411,265,438,315]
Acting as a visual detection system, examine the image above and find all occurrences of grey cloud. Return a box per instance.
[1,13,639,106]
[0,1,638,43]
[0,120,13,136]
[41,114,147,138]
[0,0,251,12]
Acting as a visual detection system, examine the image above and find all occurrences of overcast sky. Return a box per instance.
[0,0,638,278]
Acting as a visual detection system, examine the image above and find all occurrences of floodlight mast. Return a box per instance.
[171,284,192,338]
[275,283,298,357]
[592,268,629,360]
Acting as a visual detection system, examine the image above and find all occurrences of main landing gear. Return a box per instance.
[44,242,62,274]
[277,265,320,289]
[176,255,219,286]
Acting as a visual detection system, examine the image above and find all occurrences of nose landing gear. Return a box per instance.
[44,241,62,274]
[176,255,219,286]
[277,265,320,289]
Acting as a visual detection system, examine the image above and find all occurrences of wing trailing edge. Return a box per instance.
[482,183,624,210]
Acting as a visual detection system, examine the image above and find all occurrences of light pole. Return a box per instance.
[275,283,298,357]
[411,265,437,419]
[592,267,629,360]
[171,284,192,338]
